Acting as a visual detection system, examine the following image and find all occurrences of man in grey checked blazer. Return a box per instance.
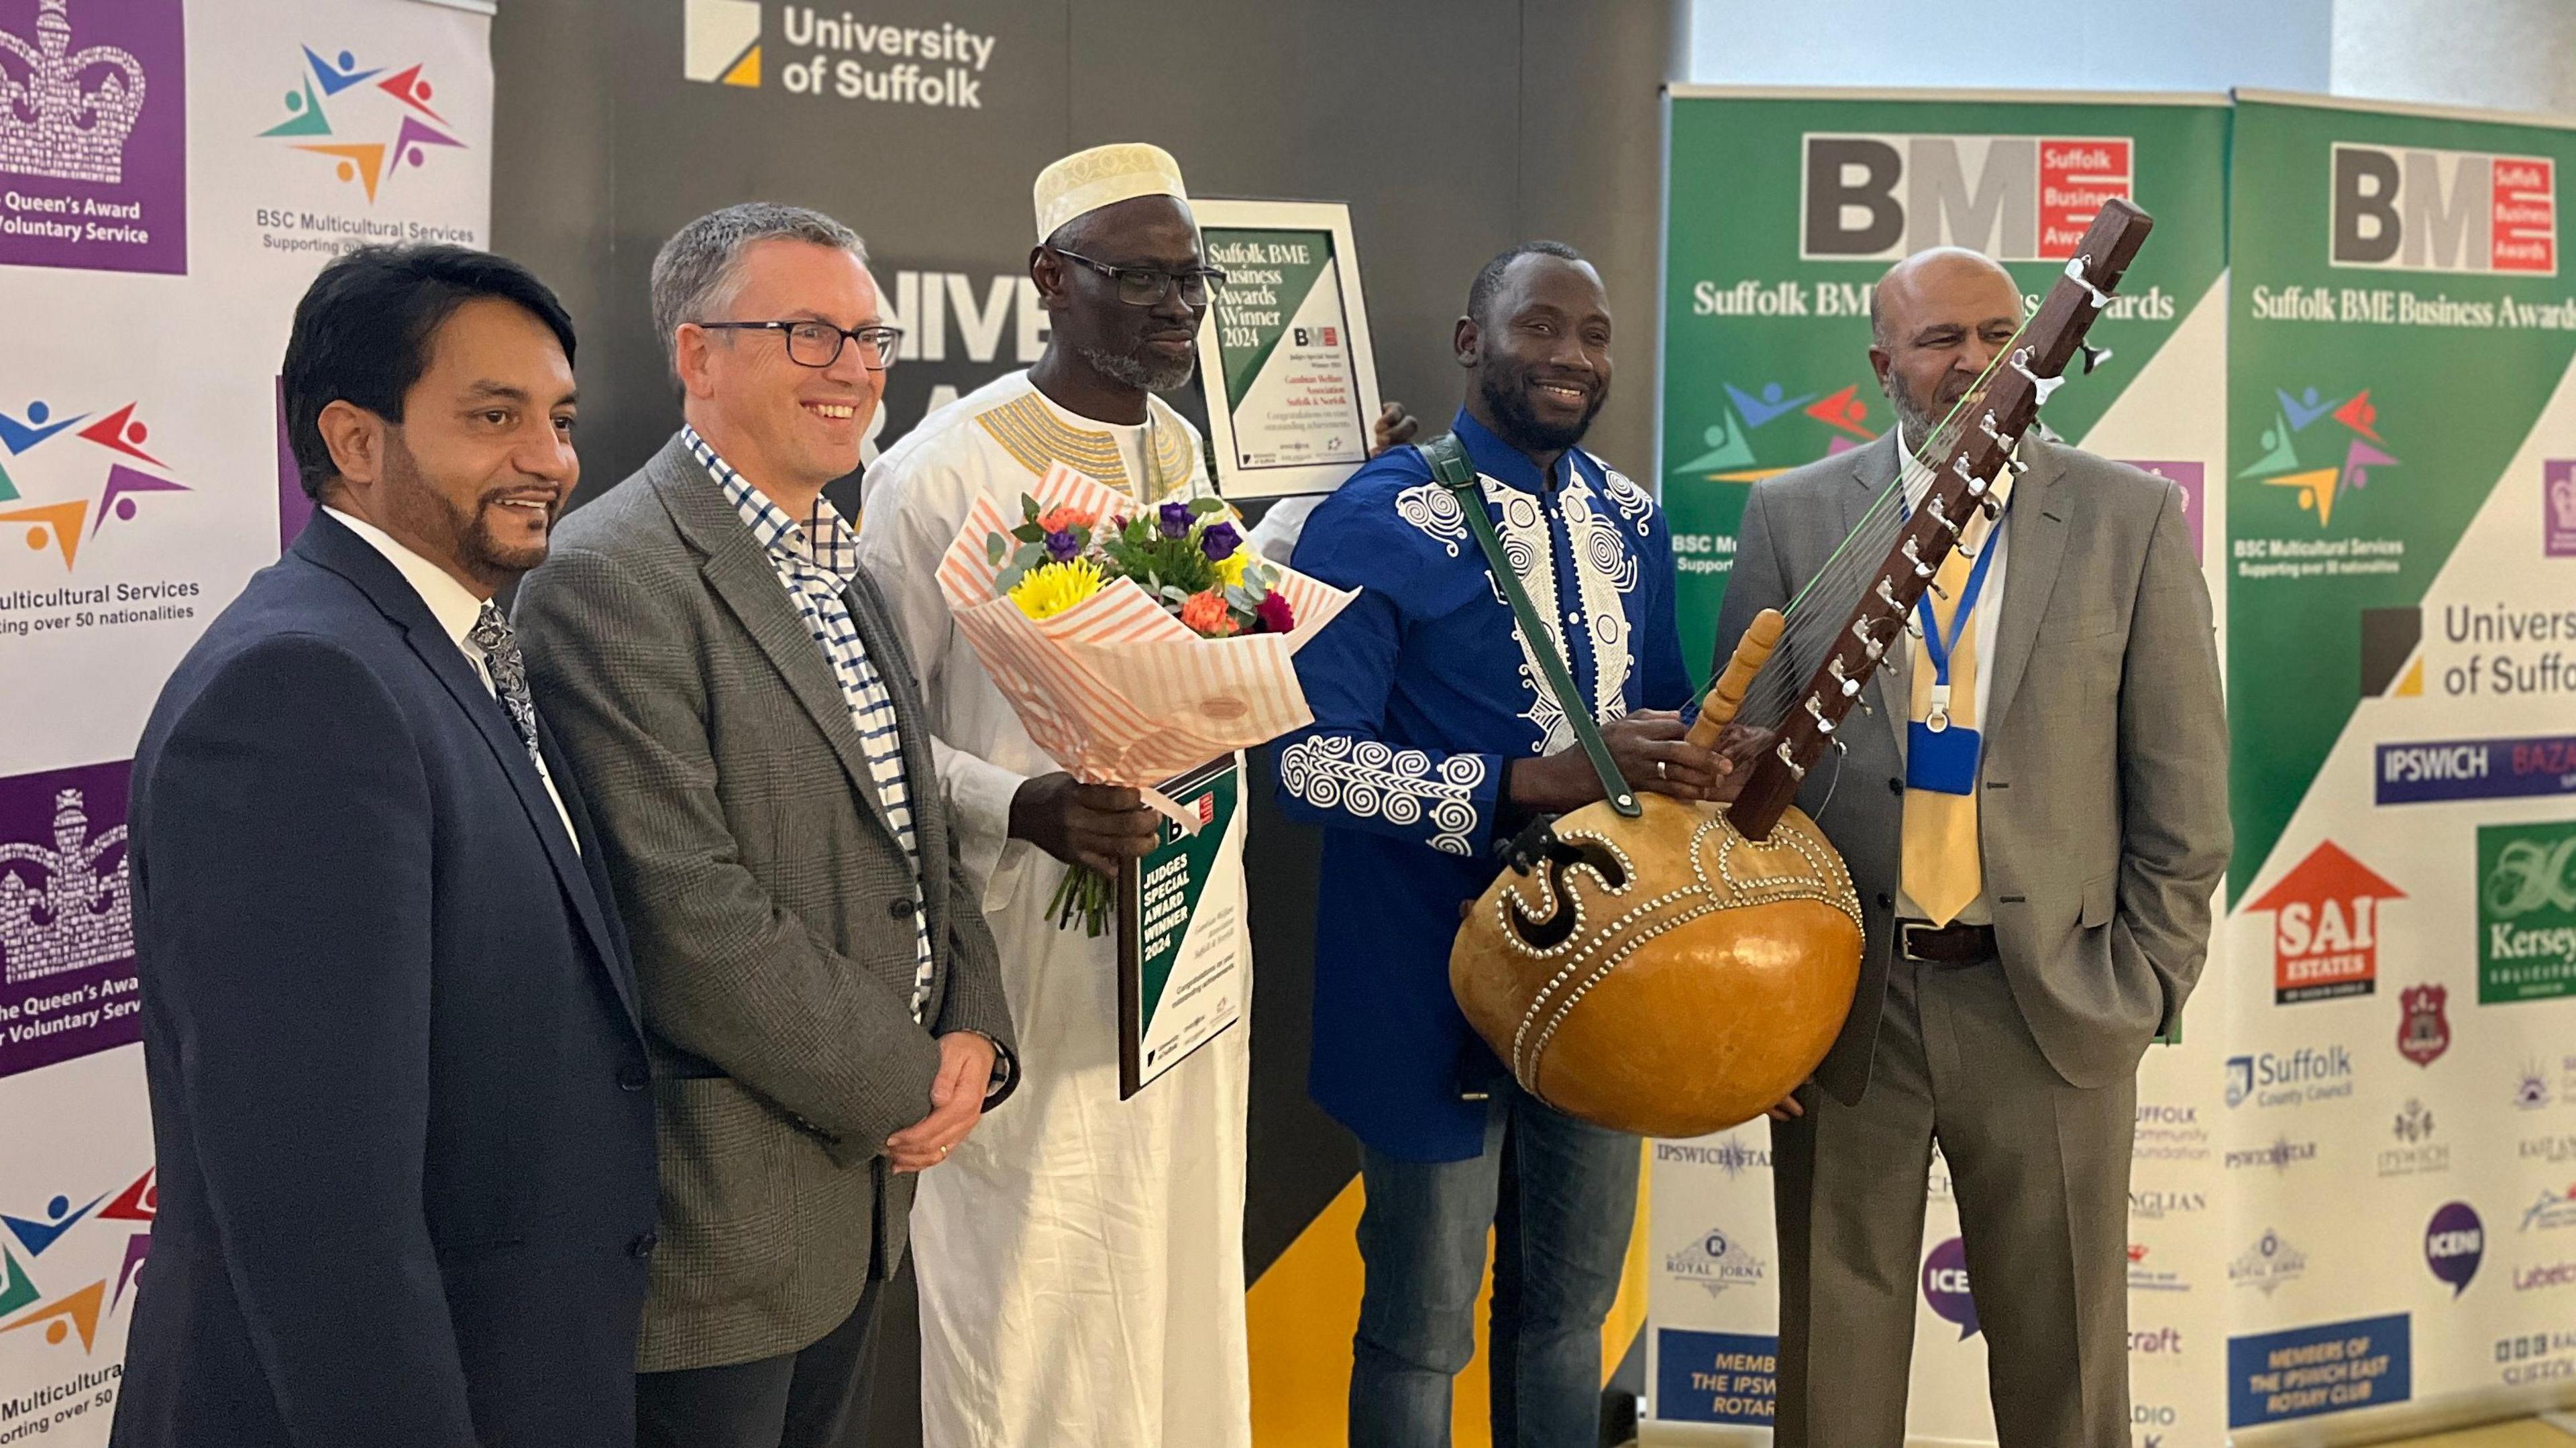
[1712,249,2228,1447]
[516,204,1017,1448]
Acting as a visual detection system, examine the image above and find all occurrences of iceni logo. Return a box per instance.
[258,44,466,203]
[1801,133,2133,261]
[0,392,191,571]
[2332,144,2555,276]
[2427,1201,2485,1297]
[1921,1236,1979,1339]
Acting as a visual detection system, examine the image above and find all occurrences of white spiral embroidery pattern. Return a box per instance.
[1279,736,1488,856]
[1394,480,1468,556]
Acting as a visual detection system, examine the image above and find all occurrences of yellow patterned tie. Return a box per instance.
[1900,478,2010,926]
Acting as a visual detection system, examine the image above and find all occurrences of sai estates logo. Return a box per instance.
[1800,133,2134,261]
[2479,820,2576,1004]
[257,44,466,203]
[2239,381,2400,532]
[1664,1223,1767,1298]
[685,0,763,87]
[1666,375,1876,486]
[0,1168,154,1357]
[2331,144,2555,276]
[2247,840,2404,1003]
[2397,983,2451,1066]
[0,390,190,573]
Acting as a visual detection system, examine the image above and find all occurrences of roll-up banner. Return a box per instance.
[1651,86,2231,1445]
[0,0,494,1434]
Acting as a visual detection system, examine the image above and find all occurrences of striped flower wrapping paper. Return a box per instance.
[936,463,1357,791]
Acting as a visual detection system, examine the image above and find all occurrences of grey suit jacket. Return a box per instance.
[514,434,1017,1372]
[1713,429,2228,1103]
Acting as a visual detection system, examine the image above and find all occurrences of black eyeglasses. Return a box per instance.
[693,319,906,370]
[1047,247,1228,308]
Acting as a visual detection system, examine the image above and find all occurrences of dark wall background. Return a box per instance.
[488,2,1686,1439]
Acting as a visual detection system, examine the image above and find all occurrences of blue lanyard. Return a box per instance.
[1912,502,2006,686]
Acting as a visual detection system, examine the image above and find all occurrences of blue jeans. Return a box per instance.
[1349,1082,1639,1448]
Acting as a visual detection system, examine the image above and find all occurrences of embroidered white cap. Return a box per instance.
[1033,142,1189,243]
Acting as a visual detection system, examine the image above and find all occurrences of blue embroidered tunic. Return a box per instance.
[1277,411,1692,1161]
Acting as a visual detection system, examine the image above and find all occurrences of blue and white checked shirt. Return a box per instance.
[685,426,933,1021]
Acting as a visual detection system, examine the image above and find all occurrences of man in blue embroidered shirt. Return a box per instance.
[1277,241,1720,1447]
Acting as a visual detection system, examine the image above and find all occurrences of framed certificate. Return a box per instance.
[1116,755,1248,1099]
[1190,199,1385,500]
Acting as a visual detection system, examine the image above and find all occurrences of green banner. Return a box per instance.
[2227,96,2576,901]
[1660,91,2230,683]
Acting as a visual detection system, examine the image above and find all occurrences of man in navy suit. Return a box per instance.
[109,245,658,1448]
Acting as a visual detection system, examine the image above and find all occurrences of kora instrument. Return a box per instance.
[1450,199,2157,1137]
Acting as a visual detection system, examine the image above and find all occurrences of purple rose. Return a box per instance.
[1159,501,1194,539]
[1199,521,1242,561]
[1044,529,1081,561]
[1253,590,1297,634]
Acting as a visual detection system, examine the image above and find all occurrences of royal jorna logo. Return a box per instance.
[1800,133,2133,262]
[2329,144,2557,276]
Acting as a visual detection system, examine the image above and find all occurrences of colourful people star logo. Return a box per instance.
[2241,383,2400,528]
[258,44,465,202]
[0,392,191,570]
[0,1168,152,1355]
[1670,380,1876,483]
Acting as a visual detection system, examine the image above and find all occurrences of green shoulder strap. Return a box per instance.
[1418,433,1640,820]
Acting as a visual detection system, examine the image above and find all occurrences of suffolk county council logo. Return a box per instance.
[1667,376,1876,486]
[0,390,189,572]
[2239,381,2399,530]
[684,0,762,87]
[258,44,464,203]
[2398,983,2451,1066]
[2246,840,2404,1003]
[0,1168,153,1355]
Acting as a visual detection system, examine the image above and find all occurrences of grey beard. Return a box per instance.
[1080,344,1197,393]
[1890,390,1943,453]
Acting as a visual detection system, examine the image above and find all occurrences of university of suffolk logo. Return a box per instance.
[0,786,129,984]
[0,391,189,571]
[2398,983,2451,1066]
[2245,840,2405,1004]
[684,0,763,87]
[2241,381,2400,531]
[0,0,146,184]
[257,44,465,203]
[0,1169,153,1355]
[1668,376,1876,486]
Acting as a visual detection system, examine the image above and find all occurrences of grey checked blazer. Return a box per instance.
[1713,430,2229,1103]
[515,434,1017,1372]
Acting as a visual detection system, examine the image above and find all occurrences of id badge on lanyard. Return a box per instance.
[1904,502,2003,796]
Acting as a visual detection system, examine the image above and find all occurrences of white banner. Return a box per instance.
[0,0,492,1433]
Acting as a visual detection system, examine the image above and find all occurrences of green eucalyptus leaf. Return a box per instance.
[1022,495,1042,522]
[985,532,1010,565]
[1189,496,1228,516]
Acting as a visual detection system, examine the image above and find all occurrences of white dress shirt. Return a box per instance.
[323,507,582,851]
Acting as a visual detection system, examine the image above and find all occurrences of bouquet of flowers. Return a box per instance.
[938,463,1355,932]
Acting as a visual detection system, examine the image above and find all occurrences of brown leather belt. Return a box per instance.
[1898,920,1998,964]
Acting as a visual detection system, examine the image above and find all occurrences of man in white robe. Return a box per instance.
[855,144,1252,1448]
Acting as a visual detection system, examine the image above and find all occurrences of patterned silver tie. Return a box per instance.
[468,600,547,773]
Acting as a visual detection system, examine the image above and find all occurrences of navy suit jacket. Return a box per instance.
[109,513,658,1448]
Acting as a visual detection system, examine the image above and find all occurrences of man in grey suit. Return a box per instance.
[515,203,1018,1448]
[1711,247,2228,1446]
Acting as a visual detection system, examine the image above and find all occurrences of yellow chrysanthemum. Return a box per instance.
[1212,551,1250,588]
[1008,559,1104,620]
